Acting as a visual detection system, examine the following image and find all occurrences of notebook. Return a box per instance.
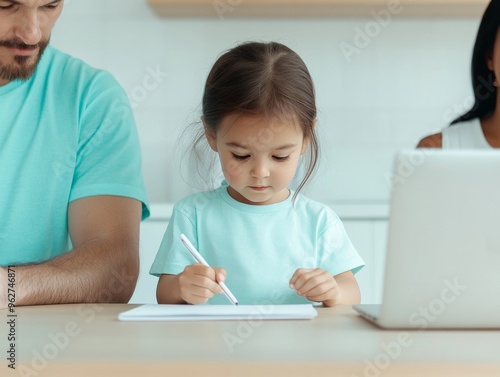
[118,304,317,321]
[354,150,500,329]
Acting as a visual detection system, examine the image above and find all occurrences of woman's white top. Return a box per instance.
[442,118,492,149]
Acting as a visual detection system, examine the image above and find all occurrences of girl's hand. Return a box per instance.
[289,268,340,307]
[178,264,226,305]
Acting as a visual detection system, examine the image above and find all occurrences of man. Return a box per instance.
[0,0,149,309]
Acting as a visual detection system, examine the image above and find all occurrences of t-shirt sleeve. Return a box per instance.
[317,214,365,276]
[149,205,197,277]
[69,71,149,219]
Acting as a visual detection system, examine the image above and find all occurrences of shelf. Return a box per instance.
[146,202,389,221]
[147,0,489,18]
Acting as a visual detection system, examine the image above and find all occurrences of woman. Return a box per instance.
[417,0,500,148]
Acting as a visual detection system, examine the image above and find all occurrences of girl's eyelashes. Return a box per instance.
[230,153,290,162]
[273,155,290,162]
[231,153,250,161]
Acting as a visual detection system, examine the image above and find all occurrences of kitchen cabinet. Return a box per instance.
[147,0,489,18]
[343,220,388,304]
[129,220,167,304]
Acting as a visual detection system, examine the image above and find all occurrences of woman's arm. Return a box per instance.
[416,133,442,148]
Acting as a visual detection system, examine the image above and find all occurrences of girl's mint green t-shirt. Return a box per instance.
[0,45,149,265]
[150,182,364,305]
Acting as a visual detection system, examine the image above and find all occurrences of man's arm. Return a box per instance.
[1,196,142,308]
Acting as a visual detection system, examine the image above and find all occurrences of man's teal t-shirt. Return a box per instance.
[150,182,364,305]
[0,45,149,265]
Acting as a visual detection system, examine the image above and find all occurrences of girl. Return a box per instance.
[150,41,364,306]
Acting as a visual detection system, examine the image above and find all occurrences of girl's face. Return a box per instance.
[206,114,308,205]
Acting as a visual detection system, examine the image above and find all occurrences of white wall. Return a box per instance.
[51,0,481,205]
[49,1,484,304]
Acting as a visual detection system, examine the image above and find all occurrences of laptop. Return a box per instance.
[354,150,500,329]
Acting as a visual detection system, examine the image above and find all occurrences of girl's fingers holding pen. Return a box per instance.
[181,287,214,305]
[213,268,227,284]
[186,263,220,282]
[179,264,223,302]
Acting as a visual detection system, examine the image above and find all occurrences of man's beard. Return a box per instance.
[0,38,49,82]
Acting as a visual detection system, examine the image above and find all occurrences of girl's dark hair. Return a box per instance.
[451,0,500,125]
[196,41,318,196]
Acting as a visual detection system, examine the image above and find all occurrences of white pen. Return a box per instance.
[179,233,239,306]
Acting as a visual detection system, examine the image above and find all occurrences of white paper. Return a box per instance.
[118,304,317,321]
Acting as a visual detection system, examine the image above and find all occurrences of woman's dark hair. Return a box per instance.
[451,0,500,125]
[194,41,318,195]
